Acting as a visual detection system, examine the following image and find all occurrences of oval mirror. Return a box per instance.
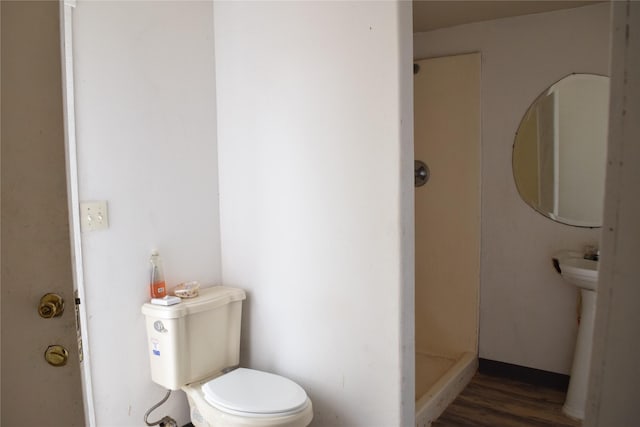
[513,74,609,227]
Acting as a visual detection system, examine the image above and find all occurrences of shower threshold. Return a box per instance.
[415,351,477,427]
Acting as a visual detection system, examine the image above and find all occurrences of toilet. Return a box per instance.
[141,286,313,427]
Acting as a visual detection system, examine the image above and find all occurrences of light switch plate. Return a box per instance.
[80,201,109,232]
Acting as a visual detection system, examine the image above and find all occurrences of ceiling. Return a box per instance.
[413,0,605,33]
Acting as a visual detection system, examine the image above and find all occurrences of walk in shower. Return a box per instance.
[414,53,481,426]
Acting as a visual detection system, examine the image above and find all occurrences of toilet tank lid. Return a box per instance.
[141,286,246,319]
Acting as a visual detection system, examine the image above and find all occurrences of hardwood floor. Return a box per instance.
[432,373,581,427]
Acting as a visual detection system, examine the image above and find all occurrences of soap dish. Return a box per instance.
[174,281,200,298]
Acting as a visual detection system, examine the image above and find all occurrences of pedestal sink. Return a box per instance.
[554,251,598,420]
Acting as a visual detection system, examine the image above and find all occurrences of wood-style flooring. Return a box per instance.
[432,373,581,427]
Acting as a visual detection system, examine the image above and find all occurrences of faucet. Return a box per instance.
[583,244,599,261]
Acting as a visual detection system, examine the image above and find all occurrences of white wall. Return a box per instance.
[414,3,609,374]
[214,2,414,425]
[72,2,220,425]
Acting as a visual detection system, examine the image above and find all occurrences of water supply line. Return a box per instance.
[144,389,178,427]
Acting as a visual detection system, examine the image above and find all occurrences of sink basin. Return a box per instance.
[558,256,598,291]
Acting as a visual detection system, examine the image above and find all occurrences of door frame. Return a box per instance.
[59,1,96,424]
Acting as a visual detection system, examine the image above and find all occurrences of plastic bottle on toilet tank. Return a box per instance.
[149,250,167,299]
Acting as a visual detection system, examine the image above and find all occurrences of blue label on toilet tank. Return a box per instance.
[151,339,160,356]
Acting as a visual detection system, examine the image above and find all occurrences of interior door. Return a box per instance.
[1,1,85,425]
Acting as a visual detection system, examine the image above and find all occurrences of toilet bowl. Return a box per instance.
[183,368,313,427]
[141,286,313,427]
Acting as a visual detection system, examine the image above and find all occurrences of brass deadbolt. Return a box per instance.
[44,345,69,367]
[38,293,64,318]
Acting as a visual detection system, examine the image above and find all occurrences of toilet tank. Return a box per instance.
[141,286,246,390]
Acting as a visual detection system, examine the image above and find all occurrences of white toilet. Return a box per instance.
[142,286,313,427]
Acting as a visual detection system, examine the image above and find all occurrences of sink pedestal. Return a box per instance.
[563,288,597,420]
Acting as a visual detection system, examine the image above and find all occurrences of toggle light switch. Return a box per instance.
[80,200,109,232]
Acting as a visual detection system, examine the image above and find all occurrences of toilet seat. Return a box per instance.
[183,375,313,427]
[202,368,308,417]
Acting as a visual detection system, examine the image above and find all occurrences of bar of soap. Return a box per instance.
[150,295,181,306]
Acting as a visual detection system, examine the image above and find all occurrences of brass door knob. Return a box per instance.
[44,345,69,366]
[38,293,65,318]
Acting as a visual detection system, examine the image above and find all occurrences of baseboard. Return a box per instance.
[478,358,570,391]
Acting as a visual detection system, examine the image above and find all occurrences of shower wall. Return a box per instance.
[414,53,481,364]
